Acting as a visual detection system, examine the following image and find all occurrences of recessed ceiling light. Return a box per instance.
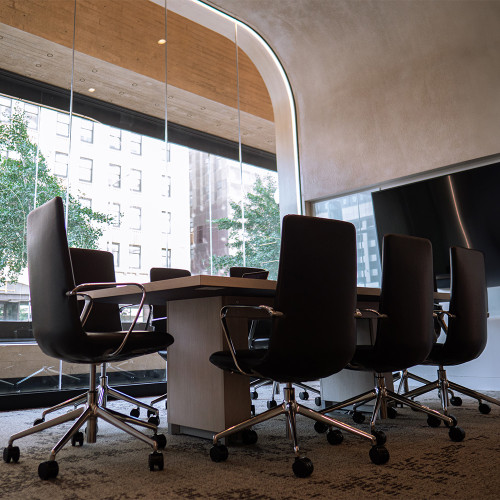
[88,88,96,93]
[158,39,166,45]
[47,53,53,57]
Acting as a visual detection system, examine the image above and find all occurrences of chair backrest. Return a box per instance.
[69,247,122,332]
[230,267,269,279]
[260,215,357,382]
[442,246,488,363]
[374,234,435,371]
[27,197,87,361]
[149,268,191,332]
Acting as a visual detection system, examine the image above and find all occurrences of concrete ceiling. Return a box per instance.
[0,0,276,153]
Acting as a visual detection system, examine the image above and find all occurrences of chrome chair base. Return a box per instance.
[210,383,388,477]
[3,365,165,479]
[319,373,465,441]
[33,363,160,426]
[399,367,500,415]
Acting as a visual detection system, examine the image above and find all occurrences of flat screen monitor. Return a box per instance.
[371,162,500,288]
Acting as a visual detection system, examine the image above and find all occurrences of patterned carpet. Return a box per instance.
[1,386,499,500]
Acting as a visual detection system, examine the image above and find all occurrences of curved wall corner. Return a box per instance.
[161,0,302,217]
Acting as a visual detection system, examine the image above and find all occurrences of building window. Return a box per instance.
[81,120,94,143]
[130,168,142,192]
[109,164,121,188]
[196,226,203,244]
[0,96,12,123]
[110,242,120,268]
[129,245,141,269]
[129,206,141,230]
[54,151,68,177]
[167,212,172,234]
[79,197,92,209]
[56,112,69,137]
[130,134,142,155]
[79,157,93,182]
[167,176,171,197]
[161,248,172,267]
[109,202,121,227]
[24,103,39,130]
[110,128,122,150]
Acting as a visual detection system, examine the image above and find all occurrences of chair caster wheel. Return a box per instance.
[38,460,59,480]
[251,391,258,400]
[299,391,309,401]
[148,416,160,426]
[444,414,458,428]
[314,396,322,406]
[267,400,277,409]
[387,406,398,419]
[3,445,20,463]
[148,451,164,471]
[210,444,228,462]
[352,411,365,424]
[479,403,491,414]
[152,433,167,449]
[450,396,463,407]
[427,415,442,428]
[292,456,314,478]
[130,408,140,418]
[33,418,45,426]
[449,426,465,442]
[71,431,84,447]
[242,429,258,445]
[369,445,390,465]
[314,421,329,434]
[326,429,343,445]
[372,430,387,446]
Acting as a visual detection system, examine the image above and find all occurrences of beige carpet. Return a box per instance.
[1,386,499,500]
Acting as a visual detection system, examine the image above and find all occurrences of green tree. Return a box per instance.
[212,175,281,279]
[0,110,111,284]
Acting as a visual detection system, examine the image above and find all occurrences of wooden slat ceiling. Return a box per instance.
[0,0,275,153]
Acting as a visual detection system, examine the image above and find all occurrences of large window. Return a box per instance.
[312,191,381,288]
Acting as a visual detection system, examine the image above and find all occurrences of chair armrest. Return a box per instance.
[219,304,283,377]
[355,308,388,319]
[68,282,146,358]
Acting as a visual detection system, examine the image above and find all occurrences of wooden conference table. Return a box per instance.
[88,275,449,440]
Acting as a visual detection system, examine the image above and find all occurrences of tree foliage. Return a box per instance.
[0,110,110,284]
[212,175,281,279]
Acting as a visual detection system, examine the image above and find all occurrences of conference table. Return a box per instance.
[87,275,449,440]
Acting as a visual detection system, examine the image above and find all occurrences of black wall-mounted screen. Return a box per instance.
[372,162,500,288]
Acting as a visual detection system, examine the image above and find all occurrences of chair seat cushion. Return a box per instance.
[420,342,470,367]
[76,330,174,364]
[209,349,267,376]
[349,345,420,374]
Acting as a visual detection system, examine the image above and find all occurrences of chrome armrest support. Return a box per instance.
[355,308,388,319]
[67,282,146,357]
[219,304,283,377]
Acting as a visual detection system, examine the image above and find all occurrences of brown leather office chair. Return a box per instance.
[399,246,499,416]
[209,215,389,477]
[3,197,173,479]
[32,247,162,427]
[316,234,465,443]
[148,267,191,410]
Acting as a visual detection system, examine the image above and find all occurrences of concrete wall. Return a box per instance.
[211,0,500,206]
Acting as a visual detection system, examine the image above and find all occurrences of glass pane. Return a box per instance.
[312,191,381,287]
